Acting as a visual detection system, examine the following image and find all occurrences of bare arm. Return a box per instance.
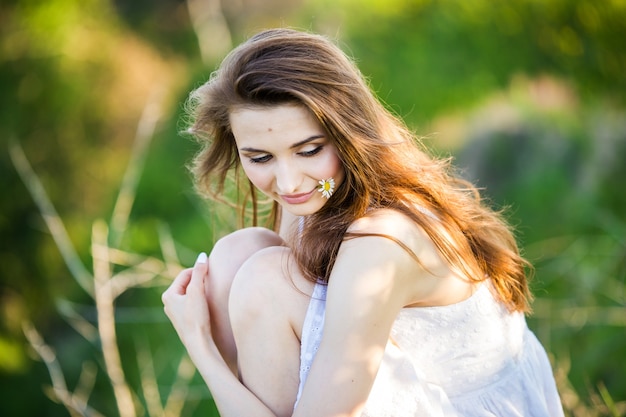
[292,214,432,417]
[162,255,277,417]
[291,207,474,417]
[163,211,460,417]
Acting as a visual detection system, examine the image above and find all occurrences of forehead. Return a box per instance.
[229,104,325,147]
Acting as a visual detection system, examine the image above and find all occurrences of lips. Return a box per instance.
[280,189,316,205]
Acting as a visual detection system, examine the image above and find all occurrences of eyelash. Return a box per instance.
[299,146,323,157]
[249,155,272,164]
[248,146,324,164]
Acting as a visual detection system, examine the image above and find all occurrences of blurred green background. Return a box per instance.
[1,0,625,415]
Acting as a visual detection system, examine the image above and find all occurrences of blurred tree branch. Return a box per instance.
[12,93,197,416]
[186,0,233,64]
[23,322,105,417]
[110,87,166,248]
[92,220,136,417]
[9,139,95,296]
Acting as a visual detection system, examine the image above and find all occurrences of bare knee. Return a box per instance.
[228,246,312,337]
[207,227,284,296]
[228,247,309,415]
[204,228,285,373]
[228,246,288,316]
[210,227,284,273]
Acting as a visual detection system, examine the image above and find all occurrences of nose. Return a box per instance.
[274,159,302,194]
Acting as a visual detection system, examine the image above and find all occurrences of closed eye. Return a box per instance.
[249,154,272,164]
[298,146,323,157]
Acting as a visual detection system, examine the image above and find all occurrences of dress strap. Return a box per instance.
[294,282,327,407]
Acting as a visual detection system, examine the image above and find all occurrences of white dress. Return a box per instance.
[294,281,564,416]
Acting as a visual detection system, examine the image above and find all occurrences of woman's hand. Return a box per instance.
[162,252,278,417]
[162,252,211,353]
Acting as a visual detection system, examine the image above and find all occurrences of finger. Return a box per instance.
[163,268,193,302]
[186,252,208,293]
[196,251,208,265]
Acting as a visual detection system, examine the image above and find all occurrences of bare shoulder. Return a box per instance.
[346,208,435,266]
[347,208,426,242]
[297,209,474,415]
[342,208,474,307]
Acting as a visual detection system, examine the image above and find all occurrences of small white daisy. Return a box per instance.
[318,178,335,199]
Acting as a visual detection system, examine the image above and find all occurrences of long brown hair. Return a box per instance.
[187,28,532,312]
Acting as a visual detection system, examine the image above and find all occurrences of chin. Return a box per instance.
[282,201,325,217]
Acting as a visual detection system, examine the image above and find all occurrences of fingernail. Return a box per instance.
[196,252,207,264]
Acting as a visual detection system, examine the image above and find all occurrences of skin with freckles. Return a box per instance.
[231,104,345,217]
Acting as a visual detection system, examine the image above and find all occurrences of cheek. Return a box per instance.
[241,164,273,193]
[316,152,344,181]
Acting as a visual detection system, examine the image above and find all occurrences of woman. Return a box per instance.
[162,28,563,416]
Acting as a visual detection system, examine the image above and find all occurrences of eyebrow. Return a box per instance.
[239,134,326,153]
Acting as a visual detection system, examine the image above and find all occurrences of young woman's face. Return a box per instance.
[230,104,344,216]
